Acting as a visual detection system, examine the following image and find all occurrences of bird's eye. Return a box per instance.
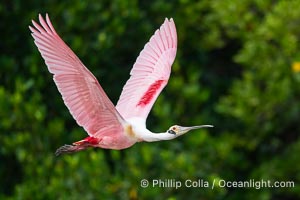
[172,127,176,131]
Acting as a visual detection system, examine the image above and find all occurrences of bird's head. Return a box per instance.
[143,124,213,142]
[167,124,213,137]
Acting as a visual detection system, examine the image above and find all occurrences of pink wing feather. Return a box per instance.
[116,18,177,119]
[29,14,125,138]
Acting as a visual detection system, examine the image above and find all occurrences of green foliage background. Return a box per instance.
[1,0,300,199]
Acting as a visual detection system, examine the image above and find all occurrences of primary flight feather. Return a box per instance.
[29,14,213,156]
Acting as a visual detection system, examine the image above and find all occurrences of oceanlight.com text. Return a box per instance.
[140,178,295,190]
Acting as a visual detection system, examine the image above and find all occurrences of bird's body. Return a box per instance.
[29,14,213,155]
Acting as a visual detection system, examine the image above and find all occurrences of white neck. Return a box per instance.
[126,117,176,142]
[141,131,177,142]
[126,117,213,143]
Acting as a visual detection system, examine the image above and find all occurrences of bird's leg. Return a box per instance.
[55,143,89,156]
[55,136,99,156]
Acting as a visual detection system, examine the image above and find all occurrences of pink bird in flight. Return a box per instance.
[29,14,213,156]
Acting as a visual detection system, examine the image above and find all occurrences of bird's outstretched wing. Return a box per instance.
[116,18,177,120]
[29,14,125,137]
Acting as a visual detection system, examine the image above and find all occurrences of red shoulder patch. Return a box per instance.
[85,136,99,145]
[73,136,99,146]
[137,79,165,107]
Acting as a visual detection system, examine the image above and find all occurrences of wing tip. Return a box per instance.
[37,13,49,19]
[28,25,34,33]
[161,17,176,34]
[31,13,57,36]
[164,17,175,24]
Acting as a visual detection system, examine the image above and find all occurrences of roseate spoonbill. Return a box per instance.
[29,14,213,156]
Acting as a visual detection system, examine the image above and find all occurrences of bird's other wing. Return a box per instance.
[116,18,177,120]
[30,14,125,138]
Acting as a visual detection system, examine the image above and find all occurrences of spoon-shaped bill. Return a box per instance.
[179,125,213,134]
